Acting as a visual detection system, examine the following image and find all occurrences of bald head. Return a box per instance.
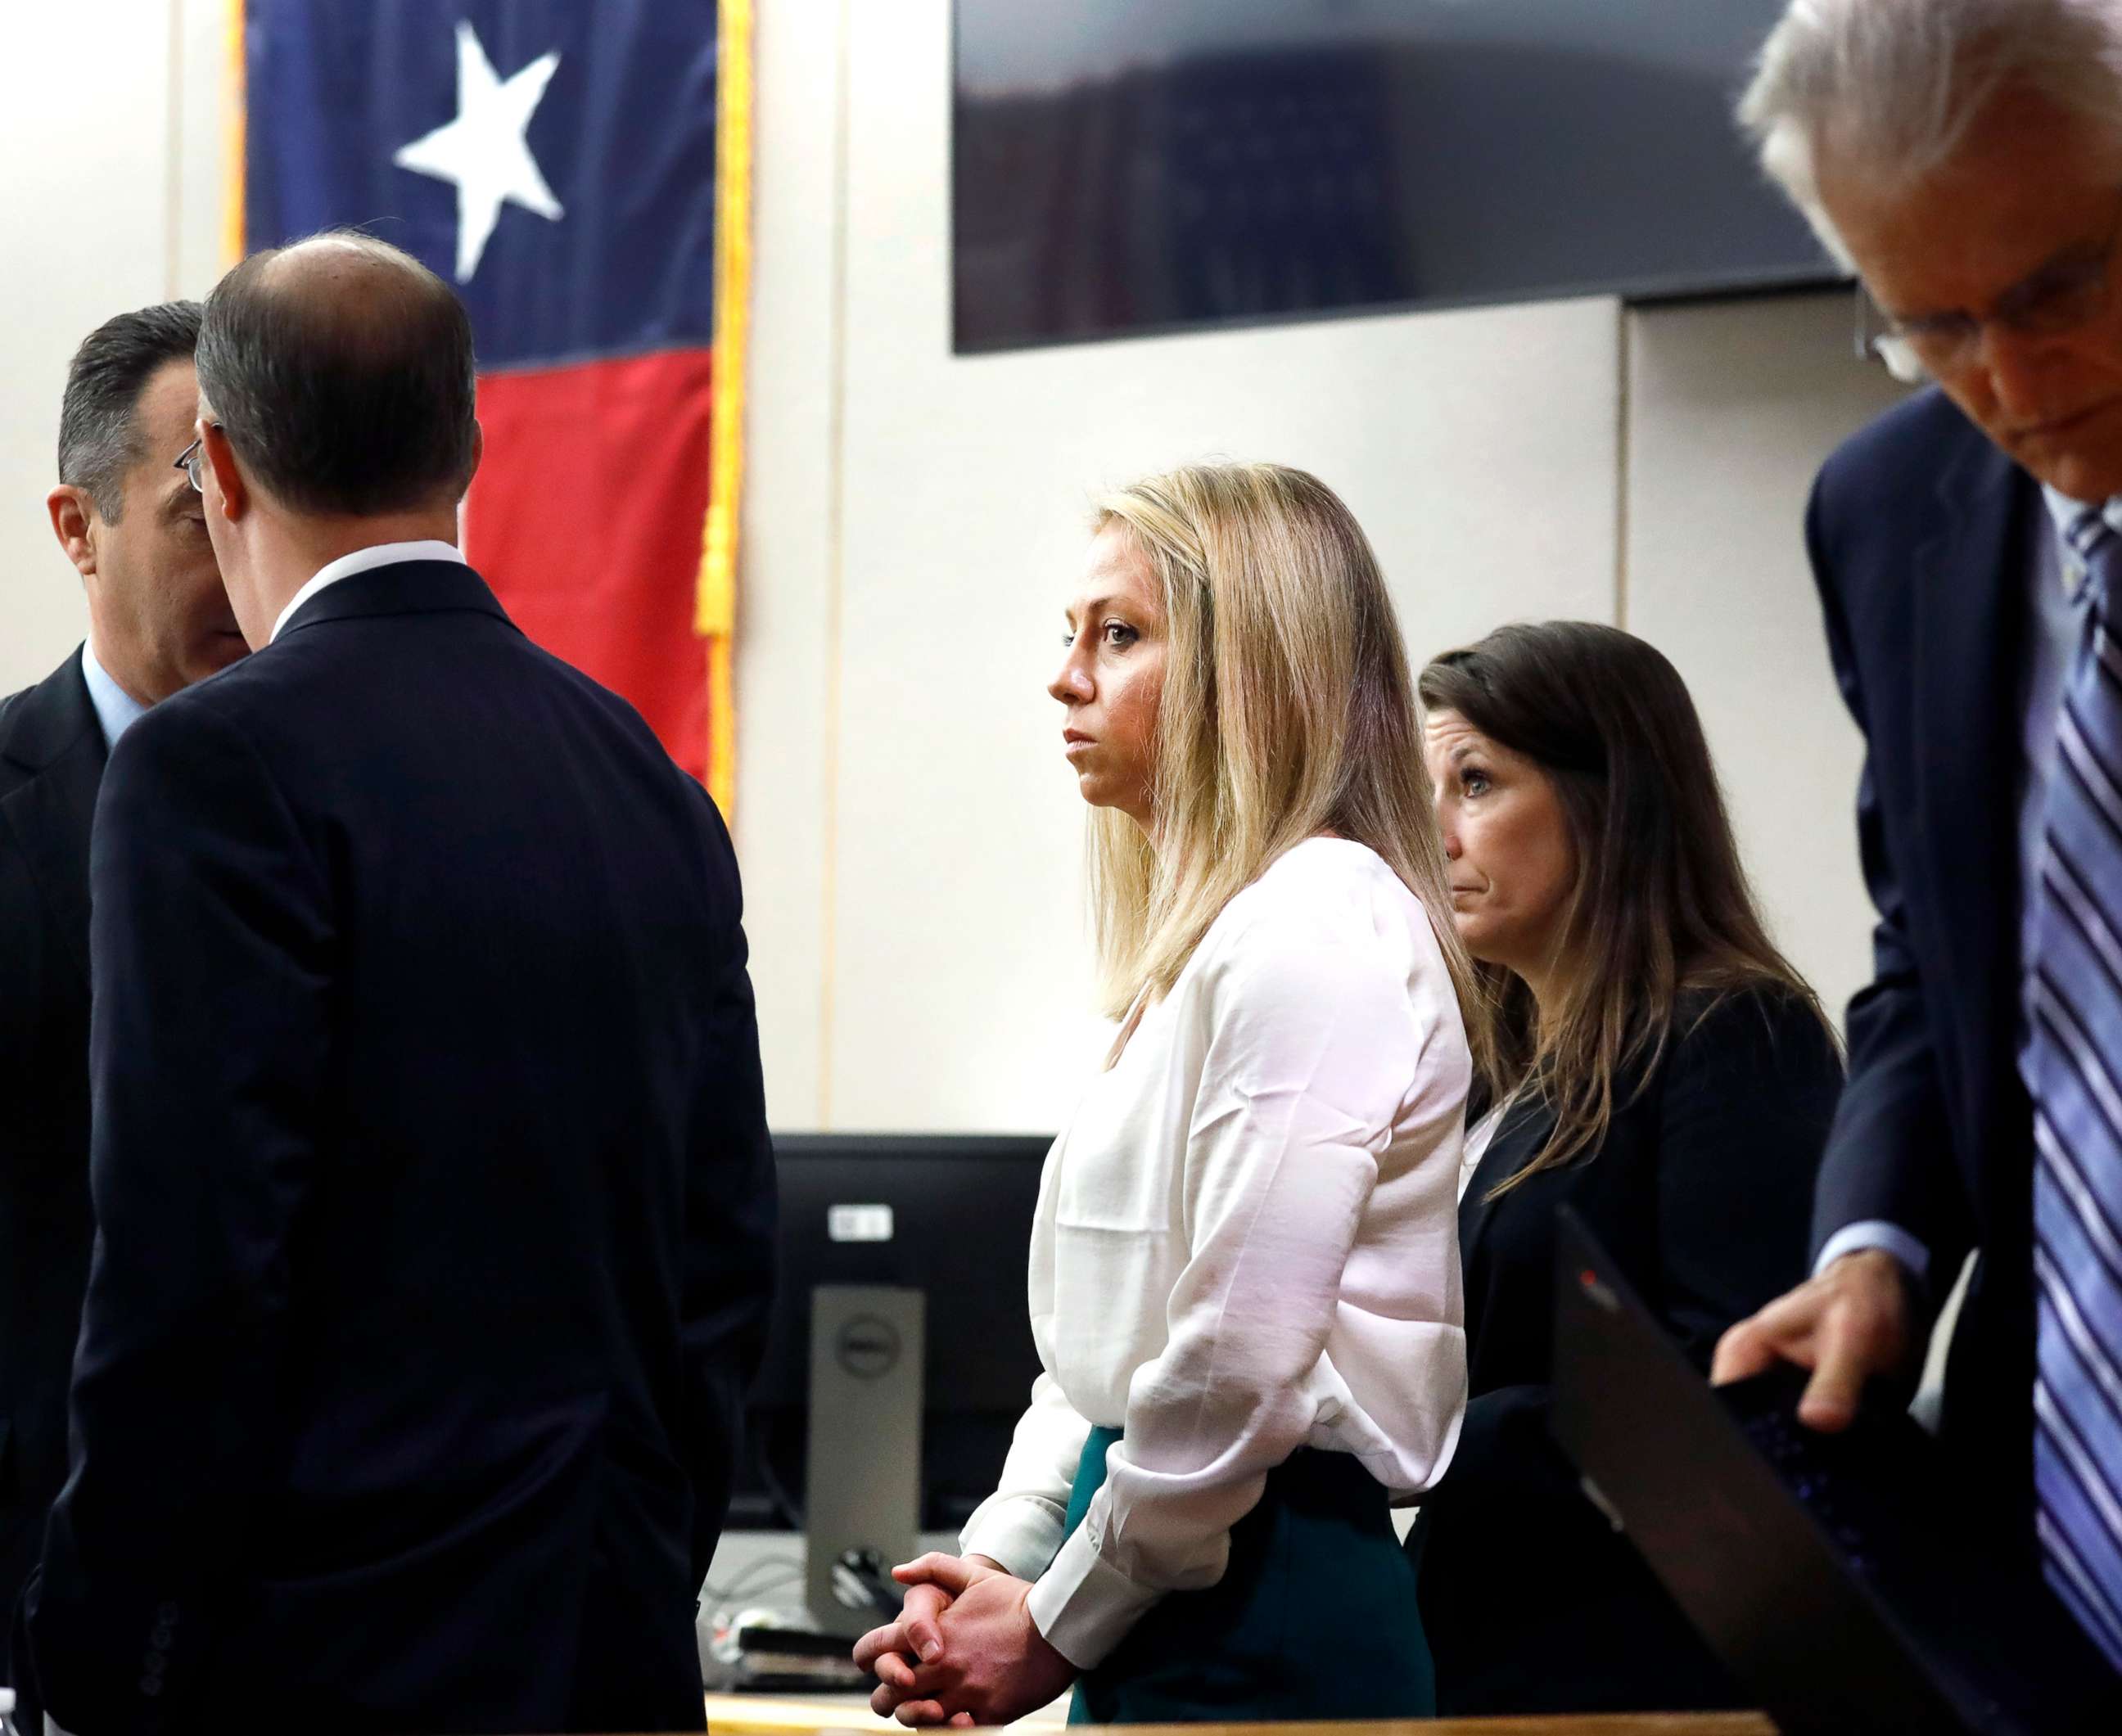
[196,231,479,517]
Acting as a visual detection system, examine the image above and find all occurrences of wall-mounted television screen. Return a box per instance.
[953,0,1841,354]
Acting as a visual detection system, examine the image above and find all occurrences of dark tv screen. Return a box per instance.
[953,0,1840,353]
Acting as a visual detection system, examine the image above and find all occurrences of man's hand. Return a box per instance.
[858,1554,1075,1727]
[853,1553,1008,1726]
[1712,1248,1920,1431]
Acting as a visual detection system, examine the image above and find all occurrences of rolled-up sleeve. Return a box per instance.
[958,1371,1094,1581]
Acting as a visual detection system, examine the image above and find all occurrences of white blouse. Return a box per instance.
[1458,1091,1516,1202]
[957,838,1470,1669]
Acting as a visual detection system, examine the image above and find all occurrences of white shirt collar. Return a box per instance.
[2041,485,2122,601]
[269,539,467,643]
[79,638,148,751]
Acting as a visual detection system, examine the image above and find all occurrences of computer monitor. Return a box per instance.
[953,0,1840,352]
[734,1133,1051,1534]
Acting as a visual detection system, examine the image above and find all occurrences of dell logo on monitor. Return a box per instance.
[836,1315,902,1380]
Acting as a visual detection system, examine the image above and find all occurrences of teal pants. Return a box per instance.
[1057,1426,1435,1725]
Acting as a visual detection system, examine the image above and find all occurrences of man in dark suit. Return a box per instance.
[1,300,242,1686]
[16,232,776,1734]
[1714,0,2122,1711]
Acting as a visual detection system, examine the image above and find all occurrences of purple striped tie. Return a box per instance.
[2028,502,2122,1673]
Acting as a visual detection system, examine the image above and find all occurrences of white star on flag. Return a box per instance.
[394,20,564,282]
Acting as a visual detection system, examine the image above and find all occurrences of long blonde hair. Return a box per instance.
[1085,462,1479,1032]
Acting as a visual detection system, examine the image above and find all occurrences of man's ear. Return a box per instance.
[464,419,484,489]
[201,421,249,521]
[47,485,97,579]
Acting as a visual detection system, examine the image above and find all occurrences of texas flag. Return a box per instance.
[240,0,745,804]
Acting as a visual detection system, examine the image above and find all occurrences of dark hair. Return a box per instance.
[195,231,478,515]
[56,301,205,522]
[1418,620,1831,1192]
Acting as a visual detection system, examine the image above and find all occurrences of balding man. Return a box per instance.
[1712,0,2122,1714]
[1,300,240,1689]
[16,233,776,1734]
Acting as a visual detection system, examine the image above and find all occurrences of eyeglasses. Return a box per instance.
[174,433,207,494]
[173,422,224,494]
[1867,192,2122,377]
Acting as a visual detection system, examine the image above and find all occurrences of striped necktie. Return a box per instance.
[2028,500,2122,1674]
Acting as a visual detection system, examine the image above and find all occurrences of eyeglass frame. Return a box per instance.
[1862,189,2122,377]
[173,424,220,494]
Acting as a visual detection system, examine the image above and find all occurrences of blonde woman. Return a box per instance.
[853,463,1474,1725]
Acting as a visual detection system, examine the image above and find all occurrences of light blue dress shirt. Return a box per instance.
[78,640,147,752]
[1817,489,2113,1285]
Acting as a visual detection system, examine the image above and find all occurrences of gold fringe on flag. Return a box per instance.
[225,0,247,267]
[699,0,754,819]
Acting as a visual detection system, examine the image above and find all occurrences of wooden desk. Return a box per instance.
[1087,1722,1775,1736]
[700,1694,1777,1735]
[703,1691,1068,1731]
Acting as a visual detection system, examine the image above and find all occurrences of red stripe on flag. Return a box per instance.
[464,348,714,780]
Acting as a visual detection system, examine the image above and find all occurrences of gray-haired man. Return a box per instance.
[1713,0,2122,1711]
[0,301,242,1684]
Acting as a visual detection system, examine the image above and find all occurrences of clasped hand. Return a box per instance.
[851,1552,1075,1727]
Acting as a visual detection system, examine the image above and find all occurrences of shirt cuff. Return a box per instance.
[957,1496,1067,1585]
[1023,1519,1165,1670]
[1815,1220,1930,1287]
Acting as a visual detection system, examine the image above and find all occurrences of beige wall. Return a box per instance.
[1,0,228,696]
[1623,296,1912,1028]
[2,0,1908,1132]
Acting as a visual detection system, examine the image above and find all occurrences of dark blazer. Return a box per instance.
[19,562,777,1735]
[1808,395,2122,1723]
[1804,388,2038,1531]
[0,653,104,1687]
[1411,984,1841,1716]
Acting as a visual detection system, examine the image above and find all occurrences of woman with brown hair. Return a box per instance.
[1409,619,1843,1716]
[853,462,1476,1725]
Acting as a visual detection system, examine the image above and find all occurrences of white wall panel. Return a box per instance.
[1624,293,1911,1026]
[1,1,178,697]
[734,0,843,1127]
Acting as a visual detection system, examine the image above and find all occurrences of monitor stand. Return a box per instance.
[804,1284,925,1636]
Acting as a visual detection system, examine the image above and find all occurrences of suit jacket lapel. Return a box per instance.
[1458,1091,1555,1272]
[1,653,107,983]
[1910,431,2034,1157]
